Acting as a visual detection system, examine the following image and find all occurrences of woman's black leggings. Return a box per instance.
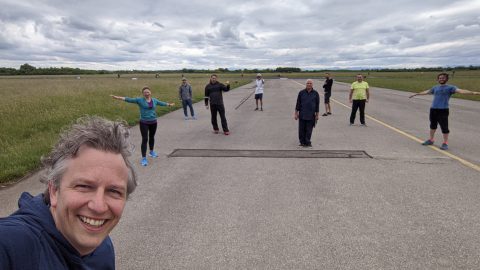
[139,122,157,157]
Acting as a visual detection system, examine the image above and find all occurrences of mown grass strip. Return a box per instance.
[0,73,250,183]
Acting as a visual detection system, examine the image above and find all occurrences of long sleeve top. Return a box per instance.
[295,89,320,120]
[124,97,168,123]
[204,82,230,106]
[179,84,193,101]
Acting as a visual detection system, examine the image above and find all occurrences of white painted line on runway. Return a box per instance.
[292,79,480,172]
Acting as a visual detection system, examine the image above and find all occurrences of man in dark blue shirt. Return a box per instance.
[295,79,320,147]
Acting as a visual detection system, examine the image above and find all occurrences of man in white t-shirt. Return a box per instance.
[254,73,265,111]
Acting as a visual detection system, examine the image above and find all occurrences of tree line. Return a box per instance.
[0,63,479,76]
[0,64,303,76]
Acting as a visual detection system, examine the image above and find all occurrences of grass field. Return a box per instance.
[332,70,480,101]
[1,71,479,184]
[0,73,250,183]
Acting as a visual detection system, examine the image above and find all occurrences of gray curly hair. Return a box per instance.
[40,116,138,203]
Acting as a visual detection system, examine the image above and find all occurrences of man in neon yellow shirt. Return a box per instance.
[349,74,370,126]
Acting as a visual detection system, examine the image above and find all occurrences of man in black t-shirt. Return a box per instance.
[322,73,333,116]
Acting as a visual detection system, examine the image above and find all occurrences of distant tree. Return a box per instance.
[19,63,36,74]
[0,67,17,75]
[275,67,301,73]
[215,68,229,73]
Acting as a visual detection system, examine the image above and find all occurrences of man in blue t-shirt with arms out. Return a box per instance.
[410,73,480,150]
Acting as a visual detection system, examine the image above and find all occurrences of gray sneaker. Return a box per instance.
[422,140,434,146]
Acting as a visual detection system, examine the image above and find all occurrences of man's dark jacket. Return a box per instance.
[204,82,230,106]
[0,192,115,270]
[296,88,320,120]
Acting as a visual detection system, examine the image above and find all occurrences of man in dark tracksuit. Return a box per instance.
[295,79,320,147]
[205,74,231,135]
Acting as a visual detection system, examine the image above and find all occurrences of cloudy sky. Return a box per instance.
[1,0,479,70]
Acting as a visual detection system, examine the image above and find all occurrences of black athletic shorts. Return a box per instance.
[429,108,449,134]
[255,93,263,100]
[324,92,331,104]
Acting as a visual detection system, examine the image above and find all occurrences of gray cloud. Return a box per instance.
[0,0,479,70]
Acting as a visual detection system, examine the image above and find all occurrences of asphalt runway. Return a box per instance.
[1,78,479,269]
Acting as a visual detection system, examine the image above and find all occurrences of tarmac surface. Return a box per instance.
[1,78,479,269]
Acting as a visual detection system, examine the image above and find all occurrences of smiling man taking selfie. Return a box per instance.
[0,116,138,269]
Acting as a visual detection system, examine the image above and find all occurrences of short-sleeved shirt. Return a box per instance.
[255,79,264,94]
[351,81,369,100]
[429,84,457,109]
[323,78,333,94]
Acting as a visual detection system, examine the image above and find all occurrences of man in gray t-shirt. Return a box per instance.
[179,78,196,120]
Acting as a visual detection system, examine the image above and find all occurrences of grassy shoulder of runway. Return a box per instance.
[0,73,250,184]
[326,70,480,101]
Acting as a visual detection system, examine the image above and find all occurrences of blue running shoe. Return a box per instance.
[141,157,148,166]
[422,140,434,146]
[440,143,448,150]
[149,151,158,158]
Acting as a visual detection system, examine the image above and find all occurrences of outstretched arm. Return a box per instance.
[110,95,125,101]
[155,99,175,107]
[455,88,480,95]
[409,89,431,98]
